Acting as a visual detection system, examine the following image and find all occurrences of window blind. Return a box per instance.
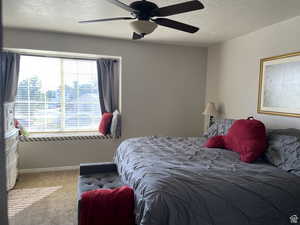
[15,55,101,133]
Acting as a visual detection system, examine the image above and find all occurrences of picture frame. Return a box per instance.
[258,51,300,118]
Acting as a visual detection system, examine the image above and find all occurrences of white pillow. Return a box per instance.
[110,110,121,137]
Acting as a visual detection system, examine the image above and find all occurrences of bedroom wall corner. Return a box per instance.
[205,15,300,130]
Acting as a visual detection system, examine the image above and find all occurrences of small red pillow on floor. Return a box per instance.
[98,112,113,135]
[80,186,135,225]
[204,118,267,163]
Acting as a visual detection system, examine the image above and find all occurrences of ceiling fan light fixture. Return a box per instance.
[130,20,158,35]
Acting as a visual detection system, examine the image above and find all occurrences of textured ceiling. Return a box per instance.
[3,0,300,46]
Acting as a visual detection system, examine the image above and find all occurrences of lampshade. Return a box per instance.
[202,102,217,116]
[130,20,158,35]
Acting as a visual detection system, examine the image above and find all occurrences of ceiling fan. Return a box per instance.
[79,0,205,40]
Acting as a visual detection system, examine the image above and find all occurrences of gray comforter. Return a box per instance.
[114,136,300,225]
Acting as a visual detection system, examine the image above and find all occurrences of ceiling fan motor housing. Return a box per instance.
[130,0,158,20]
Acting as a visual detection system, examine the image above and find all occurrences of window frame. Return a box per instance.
[11,49,121,135]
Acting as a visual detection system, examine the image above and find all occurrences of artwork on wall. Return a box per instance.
[258,51,300,118]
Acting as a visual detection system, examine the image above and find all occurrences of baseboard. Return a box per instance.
[19,165,79,174]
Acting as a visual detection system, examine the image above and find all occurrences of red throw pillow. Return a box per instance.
[204,118,267,163]
[204,136,225,148]
[80,186,135,225]
[98,112,113,135]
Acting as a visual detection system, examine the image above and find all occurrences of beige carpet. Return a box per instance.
[8,170,79,225]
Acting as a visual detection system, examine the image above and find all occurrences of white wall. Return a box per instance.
[206,16,300,129]
[4,28,207,169]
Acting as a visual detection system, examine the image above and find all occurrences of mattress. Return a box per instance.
[114,136,300,225]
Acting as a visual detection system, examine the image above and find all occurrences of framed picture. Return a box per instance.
[258,51,300,118]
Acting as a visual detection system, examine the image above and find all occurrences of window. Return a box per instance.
[15,55,101,133]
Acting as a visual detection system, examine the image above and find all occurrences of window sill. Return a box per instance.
[19,132,120,142]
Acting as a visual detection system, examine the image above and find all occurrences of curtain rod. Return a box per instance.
[3,49,119,62]
[19,53,118,63]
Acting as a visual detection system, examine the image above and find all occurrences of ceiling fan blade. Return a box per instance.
[153,18,199,33]
[79,17,135,23]
[151,0,204,17]
[106,0,139,14]
[132,32,144,40]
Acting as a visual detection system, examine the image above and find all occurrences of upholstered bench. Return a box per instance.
[77,162,125,224]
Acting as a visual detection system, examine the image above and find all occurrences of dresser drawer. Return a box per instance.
[5,127,19,190]
[6,156,18,190]
[6,147,18,166]
[5,129,19,152]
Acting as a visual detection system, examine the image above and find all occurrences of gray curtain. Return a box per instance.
[0,52,20,225]
[0,52,20,103]
[96,58,119,114]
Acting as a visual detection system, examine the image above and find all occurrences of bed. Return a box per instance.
[114,135,300,225]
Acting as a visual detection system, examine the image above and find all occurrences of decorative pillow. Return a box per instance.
[205,135,225,148]
[204,118,267,163]
[110,110,121,137]
[203,122,218,138]
[80,186,135,225]
[203,119,235,138]
[98,112,113,135]
[265,134,300,176]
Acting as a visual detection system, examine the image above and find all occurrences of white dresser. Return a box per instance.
[4,102,19,190]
